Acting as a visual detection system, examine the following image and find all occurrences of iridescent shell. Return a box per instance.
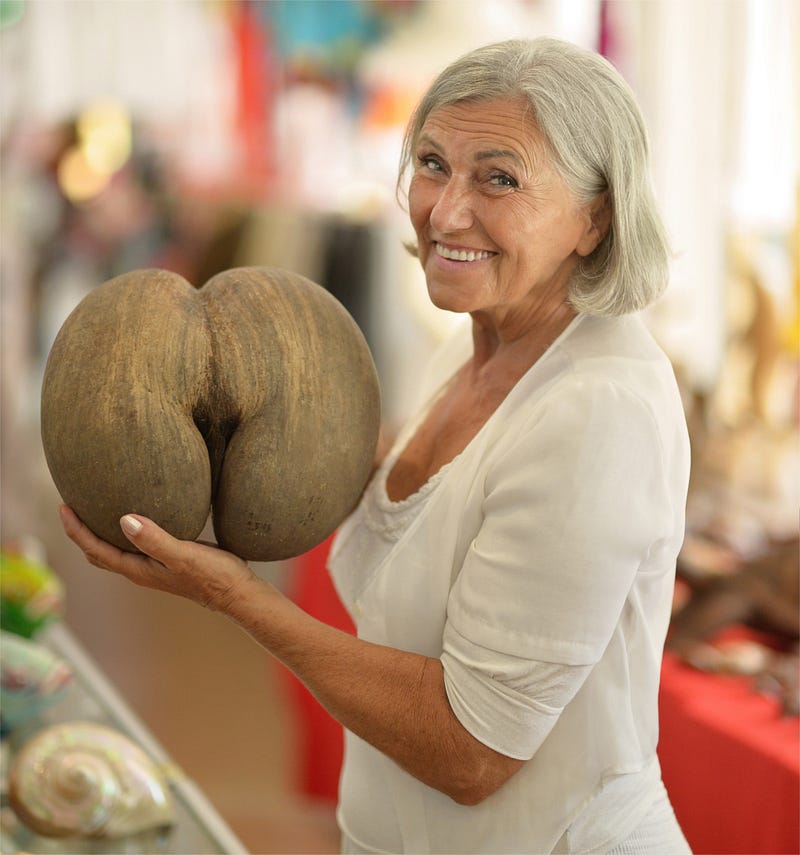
[8,721,175,838]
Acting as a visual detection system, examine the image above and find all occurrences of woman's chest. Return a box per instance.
[330,450,488,656]
[386,371,508,502]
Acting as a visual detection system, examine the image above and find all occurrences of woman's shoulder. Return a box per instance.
[546,313,679,408]
[559,312,669,366]
[499,313,686,446]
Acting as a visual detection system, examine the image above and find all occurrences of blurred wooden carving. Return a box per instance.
[668,227,799,716]
[668,536,799,715]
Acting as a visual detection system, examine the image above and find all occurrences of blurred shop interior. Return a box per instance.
[0,0,798,854]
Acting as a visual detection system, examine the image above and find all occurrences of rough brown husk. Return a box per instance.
[41,267,380,561]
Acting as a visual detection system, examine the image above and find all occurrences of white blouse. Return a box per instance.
[329,312,691,854]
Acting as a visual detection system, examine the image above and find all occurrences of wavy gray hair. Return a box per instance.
[398,38,670,316]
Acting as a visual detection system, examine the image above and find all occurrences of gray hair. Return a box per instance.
[398,38,670,316]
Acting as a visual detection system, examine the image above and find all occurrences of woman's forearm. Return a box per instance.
[223,573,522,804]
[56,506,521,803]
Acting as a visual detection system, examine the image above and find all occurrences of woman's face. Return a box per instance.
[408,97,601,329]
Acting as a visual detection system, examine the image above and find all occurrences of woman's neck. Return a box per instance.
[469,297,577,375]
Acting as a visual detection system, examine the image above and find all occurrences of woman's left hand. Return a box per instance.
[58,505,257,611]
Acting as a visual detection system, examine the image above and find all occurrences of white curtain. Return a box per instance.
[605,0,798,392]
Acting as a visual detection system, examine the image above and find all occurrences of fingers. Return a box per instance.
[57,504,255,611]
[58,505,166,583]
[118,513,192,572]
[58,504,128,572]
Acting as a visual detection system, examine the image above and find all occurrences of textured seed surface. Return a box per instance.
[41,267,380,560]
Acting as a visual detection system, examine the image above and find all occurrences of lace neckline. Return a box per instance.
[375,447,459,511]
[359,448,457,541]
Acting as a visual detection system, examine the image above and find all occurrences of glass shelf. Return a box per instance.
[1,623,249,855]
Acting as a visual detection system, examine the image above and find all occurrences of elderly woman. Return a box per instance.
[60,37,691,855]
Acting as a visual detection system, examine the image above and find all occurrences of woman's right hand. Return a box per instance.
[58,505,258,612]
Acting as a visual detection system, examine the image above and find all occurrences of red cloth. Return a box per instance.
[658,650,800,854]
[230,0,277,190]
[283,537,352,802]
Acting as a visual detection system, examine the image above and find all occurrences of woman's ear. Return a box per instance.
[577,192,611,256]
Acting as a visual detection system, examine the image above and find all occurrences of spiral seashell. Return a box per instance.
[7,721,175,838]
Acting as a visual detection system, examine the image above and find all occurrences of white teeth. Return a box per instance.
[435,243,491,262]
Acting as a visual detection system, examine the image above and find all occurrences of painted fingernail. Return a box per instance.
[120,515,143,536]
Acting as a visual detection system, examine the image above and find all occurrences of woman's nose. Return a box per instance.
[429,178,474,232]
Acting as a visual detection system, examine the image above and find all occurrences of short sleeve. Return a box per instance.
[441,373,673,757]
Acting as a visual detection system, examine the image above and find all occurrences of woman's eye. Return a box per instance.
[489,172,518,188]
[417,155,443,173]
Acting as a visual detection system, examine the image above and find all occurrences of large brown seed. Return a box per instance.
[40,267,381,561]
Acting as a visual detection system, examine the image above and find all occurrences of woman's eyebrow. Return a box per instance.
[475,149,523,163]
[416,133,442,151]
[415,135,525,167]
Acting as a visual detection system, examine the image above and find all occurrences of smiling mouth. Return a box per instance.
[434,242,495,262]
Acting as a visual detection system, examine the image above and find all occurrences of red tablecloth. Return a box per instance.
[284,541,800,854]
[658,650,799,855]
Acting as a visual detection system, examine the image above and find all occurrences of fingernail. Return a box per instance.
[120,515,143,536]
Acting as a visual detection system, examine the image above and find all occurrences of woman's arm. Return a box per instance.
[59,507,523,804]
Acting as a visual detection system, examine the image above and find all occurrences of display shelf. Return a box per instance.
[1,623,249,855]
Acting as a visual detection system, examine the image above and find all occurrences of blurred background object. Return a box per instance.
[0,1,797,853]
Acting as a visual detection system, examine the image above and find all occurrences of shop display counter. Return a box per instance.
[0,623,248,855]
